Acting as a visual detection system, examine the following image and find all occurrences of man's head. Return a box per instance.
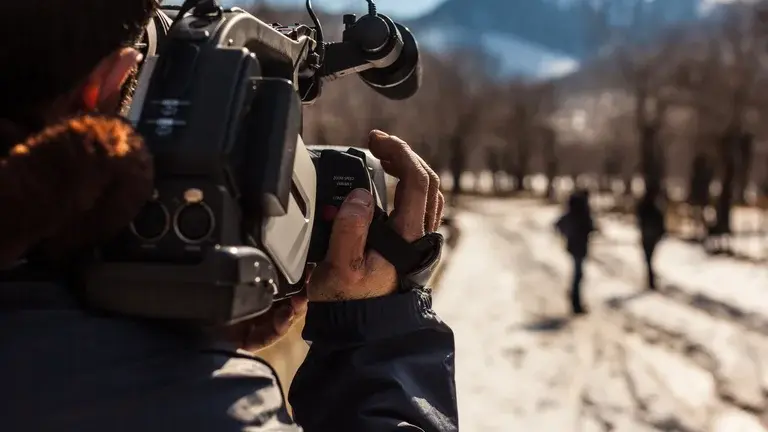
[0,1,158,266]
[0,0,157,136]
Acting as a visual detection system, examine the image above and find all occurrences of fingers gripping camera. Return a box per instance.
[308,147,444,292]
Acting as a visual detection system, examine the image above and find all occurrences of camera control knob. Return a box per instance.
[130,201,170,242]
[355,15,390,53]
[174,202,215,243]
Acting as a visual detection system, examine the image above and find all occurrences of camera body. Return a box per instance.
[308,147,389,263]
[83,3,414,325]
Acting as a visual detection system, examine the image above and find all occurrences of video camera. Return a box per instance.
[83,0,441,325]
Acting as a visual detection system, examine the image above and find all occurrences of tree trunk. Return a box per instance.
[687,152,712,207]
[734,132,754,205]
[486,148,502,196]
[545,165,557,201]
[714,129,740,237]
[602,147,621,194]
[761,155,768,199]
[509,103,530,194]
[599,177,611,194]
[513,141,529,193]
[540,128,558,201]
[513,171,526,192]
[687,151,713,242]
[639,124,662,200]
[623,174,633,197]
[449,138,465,205]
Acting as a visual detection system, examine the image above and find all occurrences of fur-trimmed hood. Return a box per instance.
[0,114,153,267]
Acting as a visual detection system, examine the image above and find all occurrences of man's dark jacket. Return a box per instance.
[0,277,458,431]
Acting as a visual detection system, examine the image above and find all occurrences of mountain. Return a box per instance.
[406,0,718,80]
[410,0,592,60]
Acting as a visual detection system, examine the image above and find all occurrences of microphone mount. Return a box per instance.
[297,3,421,104]
[320,13,403,78]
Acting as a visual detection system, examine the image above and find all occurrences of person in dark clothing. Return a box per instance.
[0,2,457,431]
[636,193,666,290]
[555,189,596,315]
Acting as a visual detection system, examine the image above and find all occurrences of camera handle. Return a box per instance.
[310,148,443,291]
[368,209,444,291]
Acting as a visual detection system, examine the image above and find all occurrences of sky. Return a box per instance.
[197,0,743,20]
[225,0,448,19]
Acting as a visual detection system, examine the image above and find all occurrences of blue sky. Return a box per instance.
[189,0,740,19]
[291,0,732,19]
[230,0,447,18]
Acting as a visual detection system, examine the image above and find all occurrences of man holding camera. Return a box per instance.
[0,1,457,431]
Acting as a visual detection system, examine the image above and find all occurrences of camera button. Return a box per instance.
[130,201,170,242]
[174,202,215,244]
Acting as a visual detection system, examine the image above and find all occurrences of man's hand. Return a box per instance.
[308,130,444,302]
[222,292,309,352]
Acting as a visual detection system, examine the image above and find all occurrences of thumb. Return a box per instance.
[326,188,374,273]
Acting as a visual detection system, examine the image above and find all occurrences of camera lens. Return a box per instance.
[174,202,215,243]
[130,201,170,242]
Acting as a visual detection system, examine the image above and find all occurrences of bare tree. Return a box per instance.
[710,6,761,237]
[616,41,681,201]
[424,50,492,200]
[504,91,533,192]
[486,147,503,195]
[669,37,721,234]
[496,81,557,193]
[674,3,766,240]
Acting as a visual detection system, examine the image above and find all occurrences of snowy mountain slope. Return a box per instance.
[408,0,729,79]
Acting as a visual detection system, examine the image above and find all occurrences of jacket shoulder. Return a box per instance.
[193,348,301,431]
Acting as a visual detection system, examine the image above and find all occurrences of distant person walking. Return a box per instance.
[636,193,666,290]
[555,189,596,315]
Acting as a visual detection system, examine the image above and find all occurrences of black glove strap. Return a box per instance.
[366,207,444,292]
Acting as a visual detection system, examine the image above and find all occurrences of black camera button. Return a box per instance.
[130,201,170,242]
[174,202,215,244]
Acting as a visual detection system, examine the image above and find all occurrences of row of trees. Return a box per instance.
[251,0,768,236]
[589,0,768,237]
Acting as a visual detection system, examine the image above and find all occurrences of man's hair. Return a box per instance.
[0,0,157,124]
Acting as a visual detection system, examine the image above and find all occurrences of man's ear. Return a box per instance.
[81,48,143,112]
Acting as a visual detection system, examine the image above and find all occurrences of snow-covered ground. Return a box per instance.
[669,206,768,262]
[434,197,768,431]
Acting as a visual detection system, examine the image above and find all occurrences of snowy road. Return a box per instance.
[434,197,768,432]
